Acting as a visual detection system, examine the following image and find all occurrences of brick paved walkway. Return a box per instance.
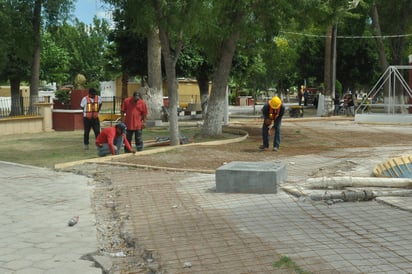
[99,167,412,273]
[69,119,412,273]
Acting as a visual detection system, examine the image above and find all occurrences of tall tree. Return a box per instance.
[52,18,112,86]
[0,1,33,115]
[146,28,163,121]
[302,0,361,115]
[370,1,388,72]
[153,0,202,145]
[106,0,205,145]
[106,0,165,124]
[29,0,73,108]
[30,0,42,104]
[369,0,412,108]
[201,0,297,136]
[176,45,213,116]
[40,31,70,85]
[370,0,412,70]
[0,2,12,74]
[109,7,163,121]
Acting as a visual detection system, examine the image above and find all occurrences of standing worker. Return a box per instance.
[121,91,148,152]
[80,88,102,150]
[298,85,304,106]
[95,123,135,156]
[259,96,285,152]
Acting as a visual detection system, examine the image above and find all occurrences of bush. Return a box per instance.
[55,89,71,105]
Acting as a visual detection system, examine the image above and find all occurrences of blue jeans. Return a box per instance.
[97,136,124,157]
[262,119,282,149]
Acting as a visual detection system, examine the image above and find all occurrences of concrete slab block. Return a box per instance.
[215,161,287,193]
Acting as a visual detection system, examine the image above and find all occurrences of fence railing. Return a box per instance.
[0,94,201,118]
[100,96,124,115]
[0,96,43,118]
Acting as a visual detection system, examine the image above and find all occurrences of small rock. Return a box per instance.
[183,262,192,268]
[109,251,126,257]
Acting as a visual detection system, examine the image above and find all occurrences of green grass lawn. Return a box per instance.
[0,126,202,168]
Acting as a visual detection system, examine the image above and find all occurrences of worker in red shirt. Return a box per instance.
[95,123,135,156]
[121,91,148,152]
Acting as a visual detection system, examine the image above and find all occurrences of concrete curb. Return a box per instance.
[54,127,249,170]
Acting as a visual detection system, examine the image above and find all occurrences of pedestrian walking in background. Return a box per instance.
[95,123,135,156]
[344,92,355,116]
[121,91,148,152]
[80,88,102,150]
[303,90,309,106]
[298,86,303,106]
[259,96,285,152]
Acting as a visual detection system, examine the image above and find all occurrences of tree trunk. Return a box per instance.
[323,25,333,96]
[196,62,210,117]
[371,1,389,72]
[158,29,181,146]
[201,29,240,136]
[371,1,392,102]
[29,0,42,113]
[146,28,163,121]
[121,71,129,102]
[10,77,23,116]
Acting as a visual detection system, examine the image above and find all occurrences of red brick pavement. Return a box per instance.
[104,169,289,273]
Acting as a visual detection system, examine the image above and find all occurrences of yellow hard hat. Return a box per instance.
[269,96,281,109]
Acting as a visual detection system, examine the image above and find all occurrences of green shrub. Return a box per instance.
[55,89,71,104]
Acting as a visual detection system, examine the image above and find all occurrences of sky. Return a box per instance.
[73,0,111,25]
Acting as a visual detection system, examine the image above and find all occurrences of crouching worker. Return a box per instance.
[95,123,136,157]
[259,96,285,152]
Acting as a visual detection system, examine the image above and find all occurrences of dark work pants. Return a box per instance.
[83,117,100,145]
[126,129,143,152]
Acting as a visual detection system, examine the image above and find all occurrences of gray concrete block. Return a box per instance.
[215,161,287,193]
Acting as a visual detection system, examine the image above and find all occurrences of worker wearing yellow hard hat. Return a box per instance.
[259,96,285,151]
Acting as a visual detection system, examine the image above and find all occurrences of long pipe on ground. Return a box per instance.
[309,190,375,201]
[304,176,412,189]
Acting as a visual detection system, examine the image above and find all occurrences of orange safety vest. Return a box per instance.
[86,95,99,119]
[269,102,282,121]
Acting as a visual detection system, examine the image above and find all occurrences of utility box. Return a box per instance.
[215,161,287,194]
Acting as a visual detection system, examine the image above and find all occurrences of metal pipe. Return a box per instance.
[304,176,412,189]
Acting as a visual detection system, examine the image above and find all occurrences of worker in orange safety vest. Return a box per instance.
[80,88,102,150]
[259,96,285,152]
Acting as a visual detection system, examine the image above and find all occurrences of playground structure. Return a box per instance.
[355,55,412,123]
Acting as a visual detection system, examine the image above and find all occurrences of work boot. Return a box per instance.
[259,145,268,151]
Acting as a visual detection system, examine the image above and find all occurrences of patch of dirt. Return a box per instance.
[116,120,412,171]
